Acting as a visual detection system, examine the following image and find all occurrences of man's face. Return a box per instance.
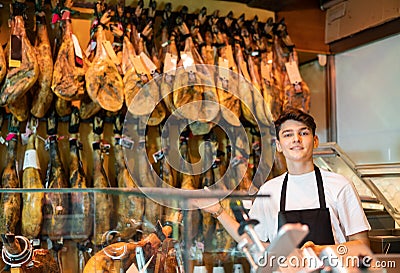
[275,119,318,163]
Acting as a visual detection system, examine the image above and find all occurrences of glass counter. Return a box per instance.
[314,142,400,254]
[314,142,400,226]
[0,188,262,273]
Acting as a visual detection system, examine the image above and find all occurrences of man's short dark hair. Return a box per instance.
[274,107,316,139]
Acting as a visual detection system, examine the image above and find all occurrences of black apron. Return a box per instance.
[278,166,335,246]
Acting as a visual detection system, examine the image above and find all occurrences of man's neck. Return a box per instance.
[286,161,315,175]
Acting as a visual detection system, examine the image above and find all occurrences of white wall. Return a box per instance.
[335,33,400,164]
[301,60,328,143]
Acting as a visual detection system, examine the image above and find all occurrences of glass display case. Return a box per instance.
[314,142,400,254]
[0,185,395,273]
[313,142,400,226]
[1,142,398,272]
[0,187,264,273]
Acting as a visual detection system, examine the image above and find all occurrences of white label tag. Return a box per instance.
[140,52,157,74]
[121,137,134,150]
[85,40,97,58]
[164,53,177,75]
[180,51,196,73]
[218,57,229,80]
[23,149,40,170]
[103,40,120,65]
[285,61,303,84]
[71,34,83,60]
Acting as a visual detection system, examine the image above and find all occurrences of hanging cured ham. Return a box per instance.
[68,107,92,272]
[90,114,114,246]
[135,117,163,234]
[0,115,21,235]
[283,79,311,113]
[235,49,256,125]
[31,10,54,118]
[199,134,216,251]
[113,112,144,240]
[160,29,178,114]
[173,22,219,134]
[0,5,39,105]
[86,12,124,112]
[0,4,39,121]
[42,110,69,241]
[259,18,283,121]
[214,30,241,126]
[52,10,89,102]
[176,127,201,243]
[21,117,44,239]
[123,24,160,119]
[68,107,92,242]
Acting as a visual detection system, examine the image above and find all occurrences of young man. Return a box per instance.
[202,107,370,253]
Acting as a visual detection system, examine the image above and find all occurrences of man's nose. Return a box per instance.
[293,133,302,142]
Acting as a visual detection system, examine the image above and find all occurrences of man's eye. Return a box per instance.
[282,133,292,138]
[300,131,310,136]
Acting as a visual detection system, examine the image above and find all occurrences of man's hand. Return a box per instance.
[301,241,326,256]
[301,230,370,257]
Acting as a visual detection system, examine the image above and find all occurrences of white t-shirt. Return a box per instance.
[249,168,370,244]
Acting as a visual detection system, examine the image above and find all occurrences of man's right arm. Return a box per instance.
[213,206,242,242]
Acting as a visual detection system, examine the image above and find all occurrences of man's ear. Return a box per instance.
[313,135,319,148]
[276,139,282,152]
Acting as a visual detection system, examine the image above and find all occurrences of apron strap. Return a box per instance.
[280,165,326,211]
[314,165,327,209]
[280,173,289,211]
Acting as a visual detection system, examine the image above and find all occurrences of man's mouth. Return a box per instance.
[290,146,303,150]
